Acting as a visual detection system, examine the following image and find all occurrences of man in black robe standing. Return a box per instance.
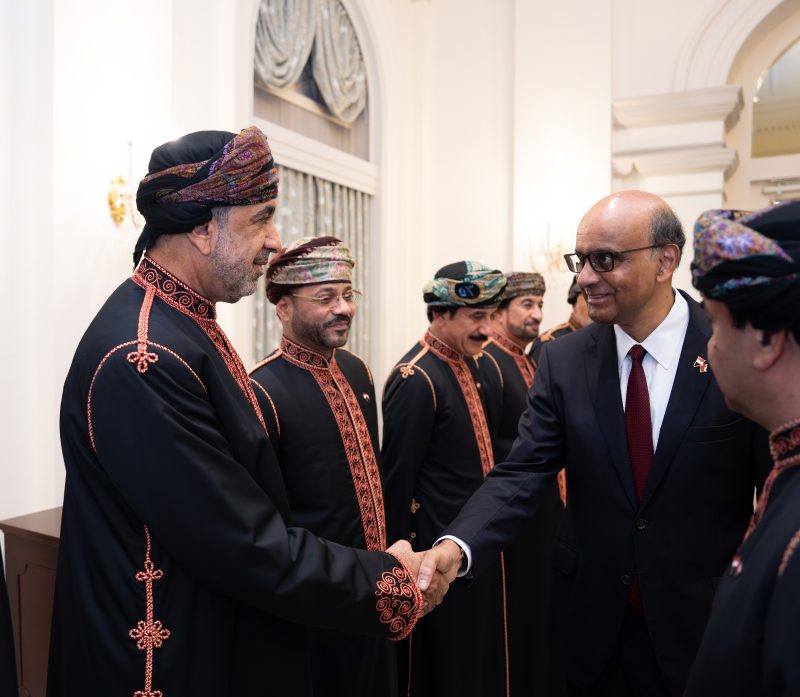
[382,261,509,697]
[685,201,800,696]
[250,236,395,697]
[483,271,566,696]
[48,127,438,697]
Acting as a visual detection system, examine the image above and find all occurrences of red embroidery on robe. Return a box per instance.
[376,559,424,641]
[129,526,169,697]
[280,337,387,551]
[489,333,535,388]
[132,256,266,433]
[423,331,494,476]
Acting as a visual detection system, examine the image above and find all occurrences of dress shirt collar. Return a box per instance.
[614,290,688,371]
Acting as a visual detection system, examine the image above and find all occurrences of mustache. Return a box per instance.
[325,315,352,328]
[470,333,488,342]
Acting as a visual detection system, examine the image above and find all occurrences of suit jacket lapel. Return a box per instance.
[587,325,638,509]
[641,294,713,508]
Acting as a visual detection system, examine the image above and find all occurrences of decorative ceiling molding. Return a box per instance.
[612,85,743,130]
[612,146,738,179]
[673,0,786,90]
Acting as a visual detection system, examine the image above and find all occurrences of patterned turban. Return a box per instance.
[692,200,800,333]
[501,272,546,301]
[134,126,279,265]
[266,236,354,304]
[423,261,507,308]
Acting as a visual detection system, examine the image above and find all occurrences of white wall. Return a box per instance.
[1,1,57,521]
[512,0,612,326]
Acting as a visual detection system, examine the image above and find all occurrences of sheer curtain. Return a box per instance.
[253,0,367,123]
[254,0,318,88]
[311,0,367,123]
[254,165,371,363]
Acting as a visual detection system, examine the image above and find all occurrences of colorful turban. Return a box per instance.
[692,202,800,298]
[692,200,800,333]
[134,126,279,265]
[423,261,507,308]
[266,236,354,304]
[502,272,546,301]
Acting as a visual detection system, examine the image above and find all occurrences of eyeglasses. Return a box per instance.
[290,289,363,308]
[563,245,664,273]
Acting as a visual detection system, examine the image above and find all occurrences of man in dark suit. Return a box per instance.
[417,190,769,697]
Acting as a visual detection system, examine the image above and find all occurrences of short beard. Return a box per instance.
[209,218,258,303]
[291,313,352,349]
[507,318,538,343]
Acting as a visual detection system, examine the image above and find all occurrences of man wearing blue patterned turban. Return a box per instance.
[382,261,510,697]
[49,127,434,696]
[686,201,800,696]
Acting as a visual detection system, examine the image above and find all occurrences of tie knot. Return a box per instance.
[629,344,647,363]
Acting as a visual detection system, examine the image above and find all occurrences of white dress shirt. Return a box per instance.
[614,290,689,449]
[441,290,690,574]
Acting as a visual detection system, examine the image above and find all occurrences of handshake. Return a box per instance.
[386,538,464,615]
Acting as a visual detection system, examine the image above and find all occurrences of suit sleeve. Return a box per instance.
[444,341,564,576]
[90,348,422,640]
[381,367,436,544]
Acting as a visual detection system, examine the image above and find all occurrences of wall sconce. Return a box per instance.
[107,142,144,231]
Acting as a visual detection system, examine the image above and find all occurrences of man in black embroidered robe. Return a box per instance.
[250,236,395,697]
[482,272,567,697]
[383,261,509,697]
[529,275,592,367]
[686,202,800,695]
[48,128,434,697]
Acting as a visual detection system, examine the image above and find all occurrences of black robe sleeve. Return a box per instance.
[382,366,436,544]
[90,347,421,639]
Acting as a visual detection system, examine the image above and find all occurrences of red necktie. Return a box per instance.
[625,344,653,613]
[625,345,653,501]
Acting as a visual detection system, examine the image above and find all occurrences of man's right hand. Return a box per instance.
[417,539,463,592]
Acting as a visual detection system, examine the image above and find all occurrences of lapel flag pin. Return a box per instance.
[693,356,708,373]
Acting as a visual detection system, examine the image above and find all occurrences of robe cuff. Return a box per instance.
[377,554,425,641]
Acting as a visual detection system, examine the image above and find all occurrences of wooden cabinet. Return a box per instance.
[0,508,61,697]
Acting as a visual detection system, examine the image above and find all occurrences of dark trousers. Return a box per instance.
[567,606,671,697]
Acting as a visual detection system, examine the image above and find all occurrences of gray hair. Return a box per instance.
[649,207,685,259]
